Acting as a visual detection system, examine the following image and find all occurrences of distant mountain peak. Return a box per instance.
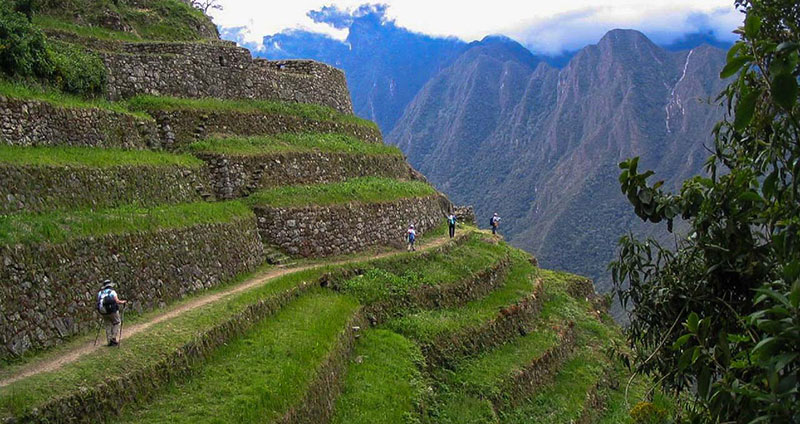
[463,34,539,68]
[597,28,657,50]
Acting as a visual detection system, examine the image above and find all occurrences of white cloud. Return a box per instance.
[210,0,743,53]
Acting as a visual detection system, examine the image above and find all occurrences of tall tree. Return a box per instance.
[611,0,799,422]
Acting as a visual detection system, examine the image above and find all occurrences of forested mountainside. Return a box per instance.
[389,29,729,295]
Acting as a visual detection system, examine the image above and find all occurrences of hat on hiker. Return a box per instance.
[101,279,115,289]
[493,213,498,216]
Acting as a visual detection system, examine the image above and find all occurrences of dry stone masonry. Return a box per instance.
[0,217,263,358]
[0,164,213,214]
[102,42,354,114]
[254,195,451,257]
[0,20,455,362]
[151,109,382,150]
[198,152,421,199]
[0,96,159,149]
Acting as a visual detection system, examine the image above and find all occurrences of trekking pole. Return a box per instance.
[118,303,126,347]
[93,317,102,347]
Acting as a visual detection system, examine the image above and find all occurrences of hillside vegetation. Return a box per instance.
[0,1,664,423]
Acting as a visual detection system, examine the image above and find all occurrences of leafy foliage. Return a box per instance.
[0,3,52,79]
[630,402,668,424]
[46,41,106,95]
[611,1,800,422]
[0,5,106,96]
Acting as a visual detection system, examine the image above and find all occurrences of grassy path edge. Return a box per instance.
[0,232,474,423]
[0,231,464,387]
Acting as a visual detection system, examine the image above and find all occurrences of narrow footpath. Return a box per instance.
[0,234,459,387]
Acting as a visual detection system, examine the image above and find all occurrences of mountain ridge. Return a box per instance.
[388,29,729,297]
[245,5,733,135]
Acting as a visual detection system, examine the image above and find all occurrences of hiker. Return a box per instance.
[447,213,457,238]
[96,280,127,346]
[406,224,417,251]
[490,213,501,235]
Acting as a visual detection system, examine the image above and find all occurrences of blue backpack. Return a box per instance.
[97,289,118,315]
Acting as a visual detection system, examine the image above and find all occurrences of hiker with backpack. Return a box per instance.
[447,213,457,238]
[97,280,127,346]
[490,213,501,235]
[406,224,417,251]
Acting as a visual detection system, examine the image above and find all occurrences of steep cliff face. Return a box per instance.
[389,29,728,292]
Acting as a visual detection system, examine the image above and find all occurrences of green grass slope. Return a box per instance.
[119,291,359,423]
[33,0,217,42]
[246,177,437,208]
[0,201,251,245]
[127,95,377,129]
[385,250,536,343]
[331,329,427,424]
[0,145,202,167]
[189,133,402,156]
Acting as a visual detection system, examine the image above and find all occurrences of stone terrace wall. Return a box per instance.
[0,96,159,149]
[102,42,354,114]
[0,217,264,358]
[152,109,382,149]
[0,164,213,214]
[197,152,421,199]
[253,195,451,257]
[454,205,476,224]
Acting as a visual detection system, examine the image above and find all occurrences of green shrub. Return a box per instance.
[47,41,106,95]
[629,402,668,424]
[0,3,52,78]
[0,4,107,96]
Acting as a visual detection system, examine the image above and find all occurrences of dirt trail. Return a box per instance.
[0,235,454,387]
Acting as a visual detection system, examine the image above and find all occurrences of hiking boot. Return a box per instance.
[108,339,119,347]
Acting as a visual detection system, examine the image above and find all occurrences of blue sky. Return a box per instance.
[209,1,742,55]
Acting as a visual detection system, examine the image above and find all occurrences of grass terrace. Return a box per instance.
[0,80,150,119]
[430,266,622,423]
[33,0,214,42]
[331,329,427,424]
[126,95,379,129]
[189,133,402,156]
[385,251,537,342]
[119,291,359,423]
[339,232,507,305]
[445,328,560,398]
[0,146,203,168]
[0,267,323,418]
[245,177,437,208]
[499,347,609,424]
[34,15,142,43]
[0,201,252,245]
[0,231,474,420]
